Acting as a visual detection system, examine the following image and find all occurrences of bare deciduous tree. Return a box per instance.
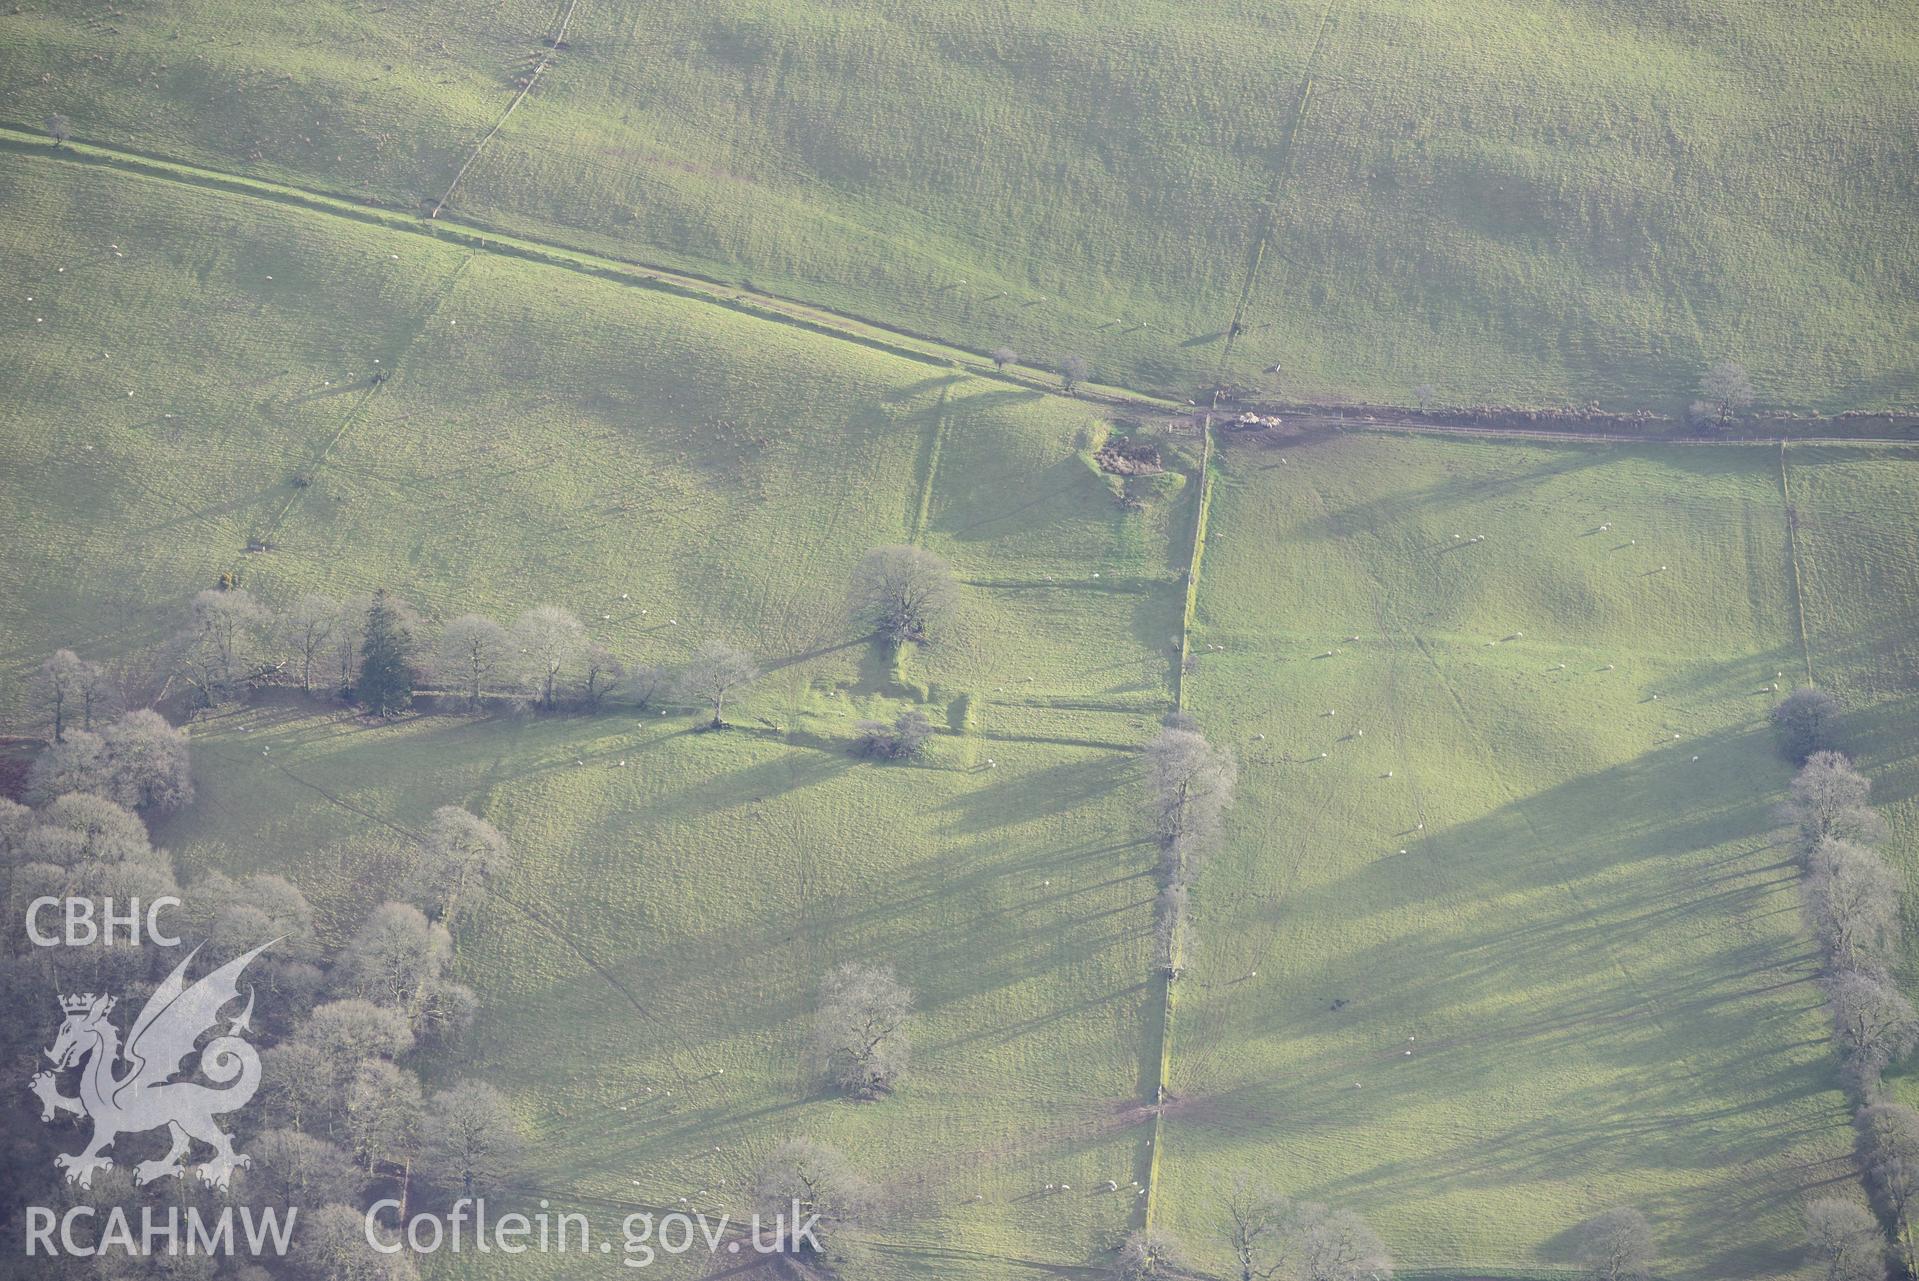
[419,1082,523,1199]
[175,588,273,706]
[580,642,624,710]
[749,1139,873,1267]
[1115,1228,1187,1280]
[1784,752,1887,850]
[1061,354,1091,394]
[511,605,585,710]
[676,641,759,728]
[626,662,668,710]
[296,999,415,1066]
[334,902,453,1020]
[1145,726,1237,876]
[25,710,193,812]
[1283,1202,1393,1281]
[192,869,320,974]
[1803,1198,1888,1281]
[257,1042,337,1133]
[23,729,109,804]
[340,1059,424,1172]
[1804,839,1901,973]
[245,1129,358,1211]
[1573,1207,1655,1281]
[1413,383,1437,412]
[1858,1103,1919,1273]
[434,614,511,705]
[990,345,1018,372]
[297,1202,419,1281]
[330,592,372,698]
[1222,1175,1292,1281]
[1698,360,1755,430]
[812,962,912,1097]
[409,806,509,928]
[34,649,112,741]
[100,709,194,813]
[1826,969,1919,1089]
[26,792,159,867]
[848,545,959,646]
[1773,687,1841,764]
[283,594,340,697]
[44,114,71,146]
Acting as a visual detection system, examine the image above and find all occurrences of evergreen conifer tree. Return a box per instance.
[358,589,414,717]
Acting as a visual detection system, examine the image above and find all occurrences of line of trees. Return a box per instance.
[1768,700,1914,1280]
[24,707,193,813]
[55,541,969,739]
[1785,752,1907,1096]
[1144,715,1236,975]
[31,584,768,730]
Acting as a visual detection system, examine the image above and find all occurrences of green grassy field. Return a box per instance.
[0,153,1187,1278]
[4,0,1915,409]
[1,118,1917,1279]
[1154,434,1901,1278]
[1784,449,1919,1050]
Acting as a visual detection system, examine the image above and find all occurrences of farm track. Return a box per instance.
[1281,417,1919,449]
[0,126,1176,417]
[7,126,1913,454]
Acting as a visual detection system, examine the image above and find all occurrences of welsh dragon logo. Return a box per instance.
[31,940,273,1190]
